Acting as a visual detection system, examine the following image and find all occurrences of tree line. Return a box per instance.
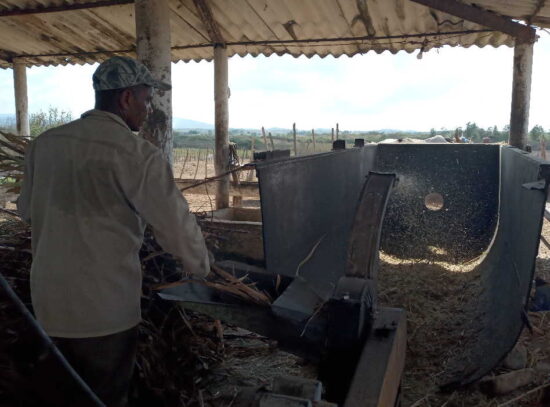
[1,107,548,149]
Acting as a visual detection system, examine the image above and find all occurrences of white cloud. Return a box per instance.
[0,33,548,131]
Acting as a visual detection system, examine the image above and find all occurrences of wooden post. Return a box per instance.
[178,148,190,178]
[12,59,30,138]
[135,0,173,163]
[336,123,340,140]
[312,129,316,152]
[509,37,534,150]
[214,45,230,209]
[194,150,201,180]
[293,122,297,156]
[247,138,255,181]
[261,126,268,151]
[268,132,275,151]
[204,147,209,178]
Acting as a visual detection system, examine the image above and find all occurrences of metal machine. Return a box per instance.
[162,143,550,406]
[161,170,405,406]
[1,142,548,406]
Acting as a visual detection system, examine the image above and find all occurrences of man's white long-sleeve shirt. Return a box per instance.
[17,109,209,338]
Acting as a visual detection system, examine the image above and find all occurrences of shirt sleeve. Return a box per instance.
[123,148,210,278]
[16,141,34,224]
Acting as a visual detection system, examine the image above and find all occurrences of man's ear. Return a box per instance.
[119,88,133,112]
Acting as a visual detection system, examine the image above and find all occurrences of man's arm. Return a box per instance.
[123,149,210,277]
[16,141,34,224]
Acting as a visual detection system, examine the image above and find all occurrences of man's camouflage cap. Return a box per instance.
[92,56,171,91]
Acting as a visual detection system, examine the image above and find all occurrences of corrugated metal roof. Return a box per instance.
[0,0,546,68]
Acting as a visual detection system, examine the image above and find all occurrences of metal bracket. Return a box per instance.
[522,179,546,190]
[346,172,397,281]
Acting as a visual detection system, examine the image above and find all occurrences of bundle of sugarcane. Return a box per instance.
[0,130,27,195]
[133,229,271,406]
[0,130,274,406]
[0,217,271,407]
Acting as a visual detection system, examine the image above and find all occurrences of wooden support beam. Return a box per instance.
[135,0,173,163]
[409,0,536,41]
[192,0,228,208]
[509,37,534,149]
[192,0,224,44]
[214,45,230,209]
[12,60,30,138]
[6,29,496,64]
[0,0,133,17]
[174,179,259,198]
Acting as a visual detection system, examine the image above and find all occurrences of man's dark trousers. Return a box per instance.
[52,326,138,407]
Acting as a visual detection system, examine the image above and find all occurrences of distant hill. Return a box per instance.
[173,117,213,130]
[0,113,424,134]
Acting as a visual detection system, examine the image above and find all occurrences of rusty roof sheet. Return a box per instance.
[0,0,547,68]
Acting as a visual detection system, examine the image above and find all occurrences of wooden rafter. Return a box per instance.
[409,0,536,41]
[0,0,134,17]
[192,0,225,45]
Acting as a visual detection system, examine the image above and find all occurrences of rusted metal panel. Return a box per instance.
[1,0,548,68]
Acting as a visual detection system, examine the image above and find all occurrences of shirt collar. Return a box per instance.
[81,109,131,131]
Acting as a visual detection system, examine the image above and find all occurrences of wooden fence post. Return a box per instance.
[293,123,297,156]
[269,132,275,151]
[262,126,268,151]
[178,148,190,178]
[194,150,201,180]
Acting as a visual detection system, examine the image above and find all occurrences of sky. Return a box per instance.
[1,32,549,132]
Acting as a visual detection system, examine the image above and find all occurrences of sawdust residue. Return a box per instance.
[378,252,487,406]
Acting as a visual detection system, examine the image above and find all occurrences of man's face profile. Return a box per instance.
[122,86,153,131]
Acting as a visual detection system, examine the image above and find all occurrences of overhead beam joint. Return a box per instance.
[192,0,225,45]
[409,0,536,42]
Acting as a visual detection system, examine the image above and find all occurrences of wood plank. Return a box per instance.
[344,308,406,407]
[409,0,536,41]
[0,0,133,17]
[192,0,224,44]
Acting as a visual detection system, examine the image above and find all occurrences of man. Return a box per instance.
[17,56,210,406]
